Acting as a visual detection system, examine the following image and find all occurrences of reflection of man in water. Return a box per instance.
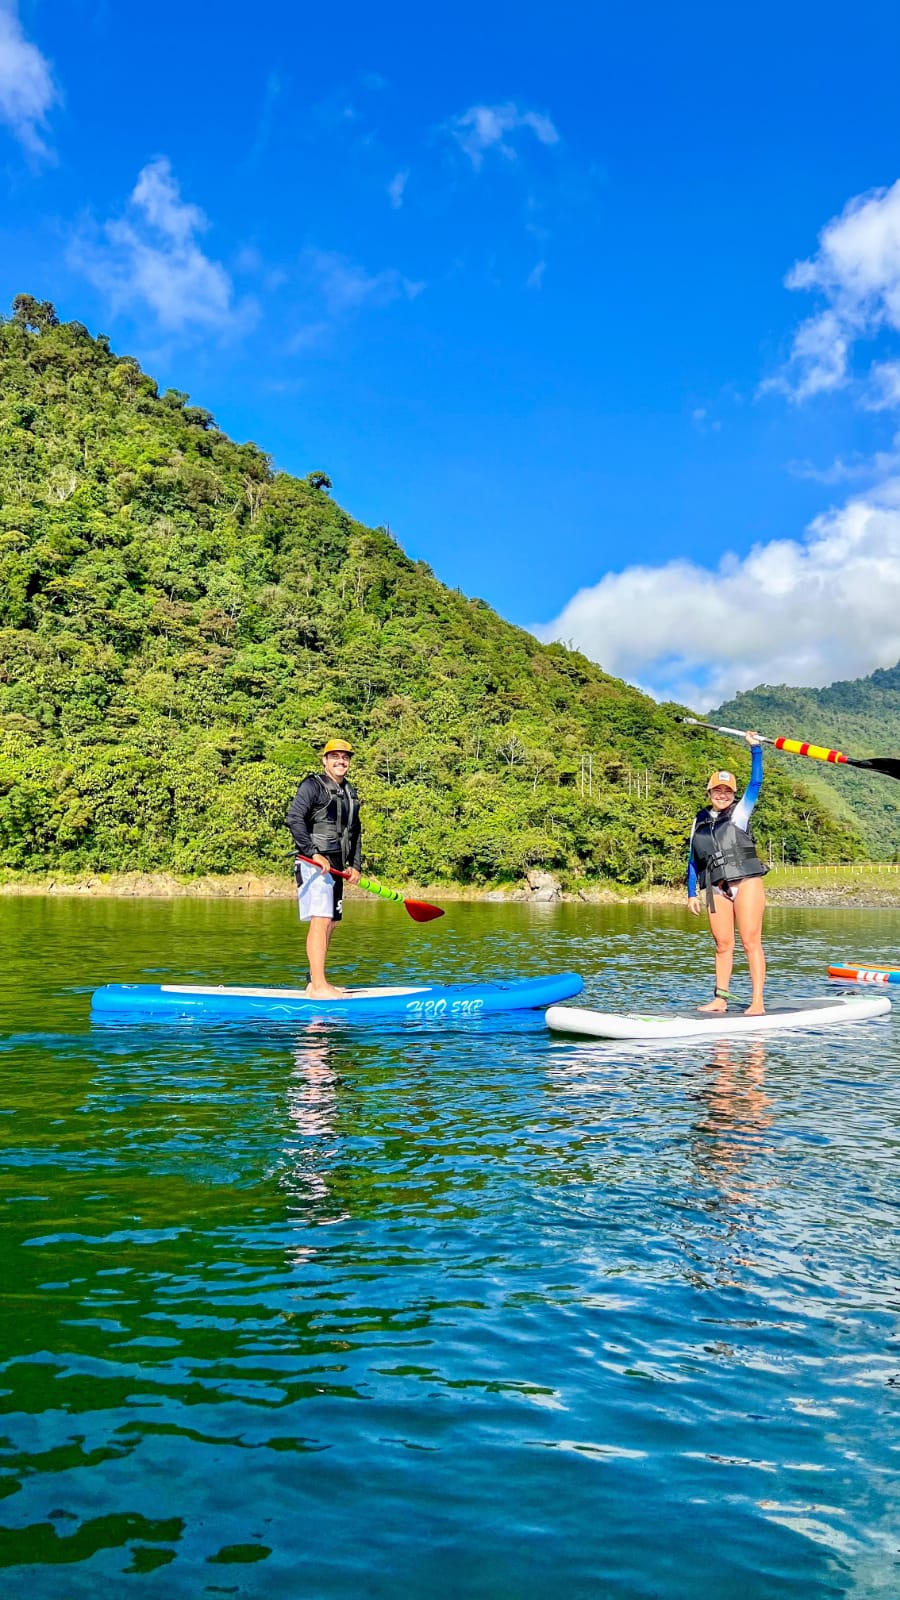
[283,1035,348,1226]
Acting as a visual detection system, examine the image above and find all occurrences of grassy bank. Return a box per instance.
[762,864,900,907]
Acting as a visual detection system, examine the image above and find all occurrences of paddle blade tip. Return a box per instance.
[404,902,445,922]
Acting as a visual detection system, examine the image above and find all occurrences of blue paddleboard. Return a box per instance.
[91,971,584,1024]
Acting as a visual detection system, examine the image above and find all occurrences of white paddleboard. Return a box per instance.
[545,993,891,1041]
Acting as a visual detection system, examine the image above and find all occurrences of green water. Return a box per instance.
[1,896,899,1597]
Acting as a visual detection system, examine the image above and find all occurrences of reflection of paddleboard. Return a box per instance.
[545,993,891,1041]
[828,965,900,986]
[92,971,583,1024]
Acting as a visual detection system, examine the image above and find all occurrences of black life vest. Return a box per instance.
[690,804,767,890]
[305,774,360,865]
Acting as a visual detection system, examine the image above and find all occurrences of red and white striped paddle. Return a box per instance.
[678,718,900,781]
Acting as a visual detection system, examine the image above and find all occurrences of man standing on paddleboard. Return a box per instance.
[286,739,361,998]
[687,732,767,1016]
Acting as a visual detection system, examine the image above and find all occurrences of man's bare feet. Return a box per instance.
[305,983,346,999]
[744,1003,765,1016]
[697,998,728,1013]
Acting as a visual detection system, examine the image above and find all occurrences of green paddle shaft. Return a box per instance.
[357,873,403,905]
[294,854,444,922]
[296,855,402,905]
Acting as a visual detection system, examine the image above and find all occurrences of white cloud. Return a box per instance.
[691,406,722,433]
[287,321,331,353]
[302,248,424,314]
[387,169,408,209]
[767,179,900,403]
[534,483,900,708]
[0,0,57,156]
[525,259,546,290]
[862,359,900,411]
[130,158,205,245]
[790,433,900,485]
[447,102,559,171]
[70,158,253,335]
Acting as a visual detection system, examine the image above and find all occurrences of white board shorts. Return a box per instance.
[296,860,344,922]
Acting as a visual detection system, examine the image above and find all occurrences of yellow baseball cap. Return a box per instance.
[323,738,353,755]
[706,769,737,793]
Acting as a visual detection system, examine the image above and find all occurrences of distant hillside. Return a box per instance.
[713,665,900,858]
[0,295,864,883]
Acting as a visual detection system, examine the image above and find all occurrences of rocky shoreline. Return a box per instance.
[2,865,900,909]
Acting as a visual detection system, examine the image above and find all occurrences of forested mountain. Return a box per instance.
[713,666,900,859]
[0,296,865,884]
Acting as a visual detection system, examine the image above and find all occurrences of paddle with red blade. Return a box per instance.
[677,717,900,781]
[295,855,445,922]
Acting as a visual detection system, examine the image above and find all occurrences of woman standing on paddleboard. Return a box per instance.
[687,732,767,1015]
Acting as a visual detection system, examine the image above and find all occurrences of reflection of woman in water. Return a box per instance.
[691,1040,772,1205]
[683,1039,775,1288]
[687,733,768,1016]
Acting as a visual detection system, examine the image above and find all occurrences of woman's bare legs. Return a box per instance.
[697,892,735,1011]
[733,878,766,1014]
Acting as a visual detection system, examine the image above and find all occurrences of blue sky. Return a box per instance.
[4,0,900,707]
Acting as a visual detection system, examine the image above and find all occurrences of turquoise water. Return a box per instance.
[1,895,899,1597]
